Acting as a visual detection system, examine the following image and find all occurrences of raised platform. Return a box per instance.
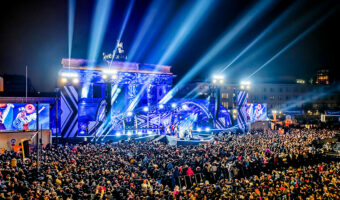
[160,135,214,146]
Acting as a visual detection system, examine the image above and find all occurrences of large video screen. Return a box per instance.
[247,103,267,121]
[0,103,49,131]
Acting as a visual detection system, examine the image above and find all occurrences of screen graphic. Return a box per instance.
[0,103,49,131]
[247,103,267,121]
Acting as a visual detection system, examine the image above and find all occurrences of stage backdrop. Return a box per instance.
[247,103,267,121]
[0,103,49,131]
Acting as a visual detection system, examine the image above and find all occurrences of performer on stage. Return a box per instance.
[188,125,193,138]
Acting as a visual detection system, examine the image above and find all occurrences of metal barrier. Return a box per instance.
[178,173,204,188]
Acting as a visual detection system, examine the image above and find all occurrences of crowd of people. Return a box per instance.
[0,128,339,199]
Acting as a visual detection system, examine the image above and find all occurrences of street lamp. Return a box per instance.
[212,74,225,128]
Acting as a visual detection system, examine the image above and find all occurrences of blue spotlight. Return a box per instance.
[247,8,337,78]
[137,131,142,135]
[171,103,177,108]
[127,131,132,136]
[128,0,172,61]
[109,0,135,65]
[205,127,210,132]
[157,0,215,65]
[158,104,164,109]
[87,0,114,62]
[160,0,273,104]
[143,106,149,112]
[219,1,302,73]
[68,0,76,65]
[83,0,114,98]
[127,111,133,117]
[197,127,202,132]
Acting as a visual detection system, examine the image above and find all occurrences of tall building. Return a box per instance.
[315,69,329,85]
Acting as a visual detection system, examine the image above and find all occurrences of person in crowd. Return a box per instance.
[0,128,338,199]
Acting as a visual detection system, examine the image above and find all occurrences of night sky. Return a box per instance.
[0,0,339,92]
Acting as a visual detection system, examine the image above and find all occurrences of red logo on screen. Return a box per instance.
[25,104,36,113]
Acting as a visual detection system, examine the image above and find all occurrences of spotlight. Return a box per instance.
[137,132,142,135]
[158,104,164,109]
[147,130,152,134]
[102,74,108,79]
[143,107,149,112]
[219,79,224,84]
[127,111,133,117]
[246,85,250,90]
[205,127,210,132]
[272,110,277,114]
[240,85,245,90]
[182,104,189,110]
[212,79,217,84]
[127,131,132,136]
[233,109,237,114]
[197,127,202,132]
[72,78,79,84]
[61,77,68,84]
[103,69,117,74]
[111,74,118,80]
[116,132,121,136]
[61,72,78,77]
[171,103,177,108]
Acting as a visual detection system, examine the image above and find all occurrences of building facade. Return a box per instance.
[176,81,339,113]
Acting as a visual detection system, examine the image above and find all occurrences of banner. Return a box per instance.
[0,103,49,131]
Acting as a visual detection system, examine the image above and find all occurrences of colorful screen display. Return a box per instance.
[247,103,267,121]
[0,103,49,131]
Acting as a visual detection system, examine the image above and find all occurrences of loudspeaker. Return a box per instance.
[22,140,29,158]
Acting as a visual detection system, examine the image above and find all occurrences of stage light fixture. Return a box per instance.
[171,103,177,108]
[103,69,117,74]
[240,85,245,90]
[127,111,133,117]
[60,77,68,84]
[137,132,142,135]
[127,131,132,136]
[116,132,121,136]
[272,110,277,114]
[147,131,152,134]
[205,127,210,132]
[143,107,149,112]
[72,78,79,84]
[111,74,118,80]
[212,79,217,84]
[102,74,108,79]
[197,127,202,132]
[158,104,164,109]
[61,72,79,78]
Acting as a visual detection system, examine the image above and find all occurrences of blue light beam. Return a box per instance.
[68,0,76,67]
[109,0,135,66]
[247,7,338,79]
[219,1,301,73]
[160,0,273,104]
[157,0,215,65]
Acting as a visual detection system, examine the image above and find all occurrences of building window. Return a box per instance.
[221,93,228,98]
[263,88,267,92]
[269,96,275,100]
[270,88,274,92]
[286,96,289,100]
[263,95,267,100]
[286,87,290,92]
[279,88,283,92]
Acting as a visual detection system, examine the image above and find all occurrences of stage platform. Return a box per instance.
[159,135,214,146]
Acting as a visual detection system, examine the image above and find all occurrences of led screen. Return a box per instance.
[0,103,50,131]
[247,103,267,121]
